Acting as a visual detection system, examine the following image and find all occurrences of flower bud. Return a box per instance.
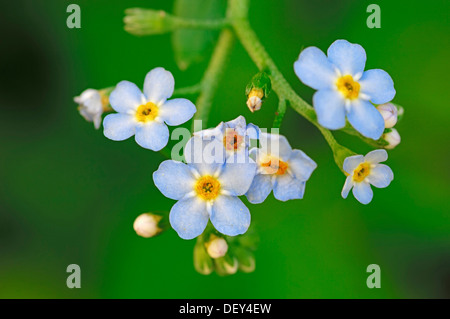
[194,240,214,275]
[205,235,228,259]
[124,9,177,36]
[214,255,238,276]
[245,72,272,113]
[133,213,163,238]
[383,128,401,149]
[74,89,105,129]
[233,247,256,273]
[377,103,398,128]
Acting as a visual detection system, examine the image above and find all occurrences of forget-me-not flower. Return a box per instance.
[103,67,196,151]
[294,39,396,140]
[153,137,256,240]
[245,133,317,203]
[74,89,106,129]
[341,149,394,204]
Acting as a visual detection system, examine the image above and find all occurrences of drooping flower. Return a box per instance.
[194,115,260,163]
[152,137,256,239]
[341,149,394,204]
[245,133,317,203]
[294,39,396,140]
[103,67,196,151]
[74,89,108,129]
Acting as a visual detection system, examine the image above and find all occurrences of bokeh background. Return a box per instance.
[0,0,449,298]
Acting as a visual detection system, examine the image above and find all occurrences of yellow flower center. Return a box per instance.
[223,129,244,152]
[336,75,360,100]
[135,102,158,123]
[352,162,371,182]
[261,156,288,175]
[195,176,221,200]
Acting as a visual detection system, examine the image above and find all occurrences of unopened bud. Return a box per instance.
[74,89,109,129]
[124,9,177,36]
[377,103,398,128]
[214,255,238,276]
[245,72,271,113]
[383,128,401,149]
[194,240,214,275]
[234,247,256,273]
[133,213,163,238]
[205,235,228,259]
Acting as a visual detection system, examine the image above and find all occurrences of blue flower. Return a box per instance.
[194,115,260,163]
[341,149,394,204]
[103,67,196,151]
[294,39,396,140]
[245,133,317,203]
[153,137,257,240]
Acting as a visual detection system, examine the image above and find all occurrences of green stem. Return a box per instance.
[175,17,229,30]
[191,29,235,131]
[173,83,203,96]
[272,98,286,128]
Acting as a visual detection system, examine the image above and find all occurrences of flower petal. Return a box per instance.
[359,69,396,104]
[367,164,393,188]
[343,155,364,174]
[210,195,250,236]
[103,113,136,141]
[273,174,306,201]
[134,121,169,151]
[312,89,346,129]
[347,99,385,140]
[364,149,388,164]
[352,181,373,204]
[327,39,366,77]
[143,67,175,105]
[219,162,257,196]
[169,197,209,240]
[245,174,273,204]
[109,81,144,113]
[341,175,354,198]
[184,136,225,176]
[153,160,196,200]
[159,98,196,126]
[259,133,292,161]
[294,47,337,90]
[288,149,317,181]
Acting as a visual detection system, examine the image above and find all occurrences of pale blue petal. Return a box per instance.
[219,162,257,196]
[153,160,196,200]
[347,99,385,140]
[246,123,261,140]
[184,136,225,175]
[359,69,396,104]
[194,122,225,140]
[103,113,136,141]
[273,174,305,201]
[225,115,247,136]
[143,67,175,106]
[159,98,196,126]
[259,133,292,161]
[288,149,317,181]
[341,175,354,198]
[245,174,273,204]
[210,196,250,236]
[294,47,337,90]
[109,81,144,113]
[135,121,169,151]
[169,197,209,240]
[343,155,364,174]
[367,164,393,188]
[364,149,388,164]
[327,40,366,77]
[352,181,373,204]
[313,89,346,129]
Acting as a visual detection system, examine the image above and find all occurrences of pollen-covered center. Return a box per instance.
[135,102,159,123]
[195,176,221,200]
[352,162,371,182]
[261,156,288,175]
[336,75,360,100]
[223,129,244,152]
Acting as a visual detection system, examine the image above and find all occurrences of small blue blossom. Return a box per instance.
[194,115,260,163]
[153,137,257,240]
[341,149,394,204]
[245,133,317,203]
[103,67,196,151]
[294,39,396,140]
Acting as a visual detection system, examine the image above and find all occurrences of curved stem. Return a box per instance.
[272,98,286,128]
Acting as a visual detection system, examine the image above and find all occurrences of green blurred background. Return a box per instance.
[0,0,449,298]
